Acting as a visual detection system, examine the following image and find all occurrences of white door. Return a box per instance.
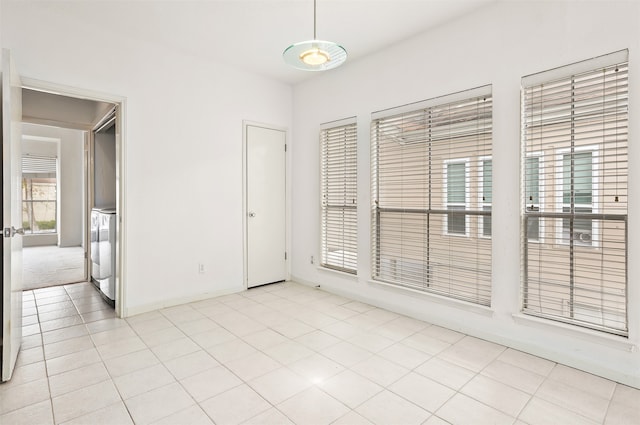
[1,49,24,382]
[246,125,286,288]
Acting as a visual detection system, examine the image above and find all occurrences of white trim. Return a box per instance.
[370,279,494,317]
[22,135,59,144]
[21,77,125,104]
[115,103,126,318]
[317,265,360,280]
[320,116,356,131]
[512,313,635,352]
[124,286,244,318]
[372,85,492,120]
[522,50,628,88]
[294,274,494,319]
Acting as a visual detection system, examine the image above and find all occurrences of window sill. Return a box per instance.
[368,278,494,318]
[317,265,358,280]
[512,313,636,352]
[443,232,470,238]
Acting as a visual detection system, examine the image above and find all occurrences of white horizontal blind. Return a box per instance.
[320,119,357,273]
[522,51,628,335]
[371,87,492,305]
[22,155,57,176]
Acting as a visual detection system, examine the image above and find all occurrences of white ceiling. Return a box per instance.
[30,0,496,85]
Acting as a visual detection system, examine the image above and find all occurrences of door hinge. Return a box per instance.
[285,252,287,260]
[284,144,287,152]
[85,251,88,259]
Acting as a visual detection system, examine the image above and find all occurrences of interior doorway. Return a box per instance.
[20,125,88,291]
[19,80,125,315]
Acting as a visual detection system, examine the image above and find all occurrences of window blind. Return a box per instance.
[320,118,358,273]
[521,50,628,335]
[22,155,57,176]
[480,159,492,237]
[371,87,492,305]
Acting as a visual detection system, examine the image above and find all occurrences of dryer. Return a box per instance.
[90,207,116,306]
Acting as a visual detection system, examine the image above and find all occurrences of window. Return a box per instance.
[371,86,492,305]
[479,158,492,237]
[444,159,469,236]
[22,155,58,234]
[521,50,628,335]
[557,148,598,246]
[320,118,357,273]
[524,155,542,242]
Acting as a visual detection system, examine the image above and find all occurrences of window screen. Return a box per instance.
[320,118,358,273]
[371,86,492,305]
[521,50,628,335]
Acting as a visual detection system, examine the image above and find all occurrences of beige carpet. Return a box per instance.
[22,246,86,290]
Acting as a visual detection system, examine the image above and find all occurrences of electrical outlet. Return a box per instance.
[198,263,205,274]
[310,256,314,264]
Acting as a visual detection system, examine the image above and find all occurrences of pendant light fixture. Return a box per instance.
[283,0,347,71]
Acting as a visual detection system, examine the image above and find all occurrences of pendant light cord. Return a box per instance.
[313,0,317,39]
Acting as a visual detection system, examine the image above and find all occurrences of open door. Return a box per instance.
[1,49,24,382]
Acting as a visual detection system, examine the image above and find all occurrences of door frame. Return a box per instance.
[21,77,128,316]
[242,121,291,289]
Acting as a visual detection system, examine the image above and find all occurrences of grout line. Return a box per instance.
[13,281,634,425]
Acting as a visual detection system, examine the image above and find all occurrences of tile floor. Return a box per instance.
[1,281,638,425]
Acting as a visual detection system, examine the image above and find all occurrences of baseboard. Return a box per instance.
[289,274,640,389]
[123,286,244,318]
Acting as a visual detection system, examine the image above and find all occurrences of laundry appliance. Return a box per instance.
[90,207,116,306]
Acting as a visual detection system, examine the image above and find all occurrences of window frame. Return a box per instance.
[521,50,628,336]
[554,145,600,248]
[371,85,493,306]
[320,117,358,274]
[21,155,58,235]
[443,158,470,237]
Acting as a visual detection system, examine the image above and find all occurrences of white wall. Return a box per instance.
[2,2,292,313]
[22,124,85,248]
[291,1,640,388]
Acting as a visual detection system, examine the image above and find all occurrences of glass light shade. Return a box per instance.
[283,39,347,71]
[300,47,329,65]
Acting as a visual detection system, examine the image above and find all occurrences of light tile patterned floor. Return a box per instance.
[1,281,638,424]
